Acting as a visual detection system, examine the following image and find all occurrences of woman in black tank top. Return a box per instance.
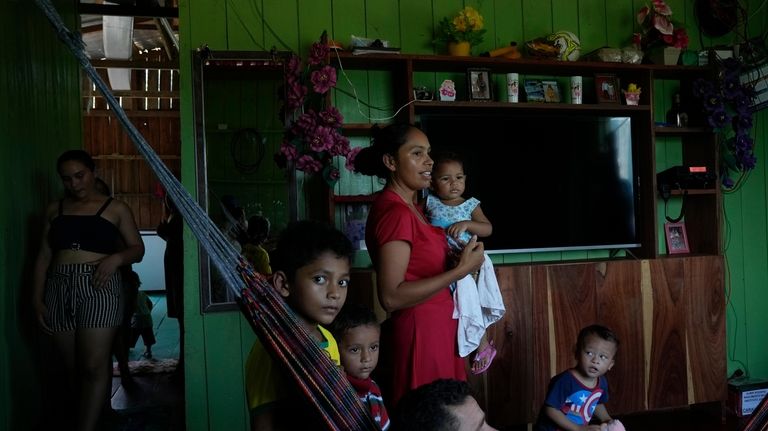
[32,150,145,431]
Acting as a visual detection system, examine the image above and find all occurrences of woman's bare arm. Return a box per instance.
[377,236,484,312]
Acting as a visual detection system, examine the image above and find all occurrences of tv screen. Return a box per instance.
[419,112,640,254]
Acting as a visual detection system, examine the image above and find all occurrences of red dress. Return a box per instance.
[366,188,466,406]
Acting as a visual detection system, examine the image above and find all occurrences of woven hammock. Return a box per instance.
[33,1,378,430]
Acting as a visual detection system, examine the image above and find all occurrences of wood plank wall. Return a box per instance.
[83,67,180,230]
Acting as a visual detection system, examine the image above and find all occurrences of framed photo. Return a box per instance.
[665,222,690,254]
[524,80,545,102]
[467,68,492,101]
[541,80,561,103]
[595,74,620,104]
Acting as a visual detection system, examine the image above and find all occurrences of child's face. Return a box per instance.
[339,324,381,380]
[277,251,350,331]
[575,334,616,380]
[431,160,466,201]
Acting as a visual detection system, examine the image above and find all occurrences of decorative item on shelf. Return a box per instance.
[570,76,582,104]
[524,80,545,102]
[633,0,689,64]
[439,79,457,101]
[648,46,682,65]
[434,6,486,56]
[526,30,581,61]
[542,80,561,103]
[666,93,688,126]
[622,83,642,106]
[664,222,690,254]
[621,46,644,64]
[274,31,355,186]
[480,42,522,59]
[692,57,757,190]
[413,86,433,101]
[595,74,620,104]
[506,73,519,103]
[467,68,492,101]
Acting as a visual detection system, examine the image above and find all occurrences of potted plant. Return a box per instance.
[275,33,358,186]
[434,6,486,56]
[633,0,689,64]
[692,57,757,190]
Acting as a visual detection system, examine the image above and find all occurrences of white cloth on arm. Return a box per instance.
[453,253,506,357]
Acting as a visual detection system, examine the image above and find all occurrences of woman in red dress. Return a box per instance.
[353,123,485,406]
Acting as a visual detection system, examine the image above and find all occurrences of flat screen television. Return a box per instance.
[419,112,640,254]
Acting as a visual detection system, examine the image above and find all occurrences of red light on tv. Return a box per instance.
[689,166,707,173]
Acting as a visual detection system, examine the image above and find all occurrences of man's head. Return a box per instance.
[331,304,381,380]
[270,220,354,328]
[392,379,498,431]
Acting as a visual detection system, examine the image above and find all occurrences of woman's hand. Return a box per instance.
[34,301,52,334]
[456,235,484,276]
[90,254,121,289]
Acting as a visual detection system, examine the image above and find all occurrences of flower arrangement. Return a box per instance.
[623,83,642,105]
[692,58,757,189]
[275,35,356,186]
[633,0,689,50]
[434,6,486,47]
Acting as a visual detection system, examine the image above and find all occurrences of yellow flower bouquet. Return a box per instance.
[434,6,486,47]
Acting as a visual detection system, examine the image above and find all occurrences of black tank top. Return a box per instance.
[48,198,121,254]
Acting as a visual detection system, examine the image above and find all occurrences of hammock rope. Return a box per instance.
[33,1,378,429]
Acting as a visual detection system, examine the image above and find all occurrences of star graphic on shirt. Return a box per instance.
[580,394,588,403]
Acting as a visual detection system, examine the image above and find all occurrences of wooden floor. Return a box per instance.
[106,292,185,431]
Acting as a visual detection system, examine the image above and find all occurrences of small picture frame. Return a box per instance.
[595,74,620,104]
[541,80,561,103]
[665,222,690,254]
[467,68,492,101]
[524,80,545,102]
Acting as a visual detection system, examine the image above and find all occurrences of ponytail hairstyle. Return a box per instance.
[353,123,419,179]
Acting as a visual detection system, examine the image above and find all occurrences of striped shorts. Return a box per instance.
[43,263,124,332]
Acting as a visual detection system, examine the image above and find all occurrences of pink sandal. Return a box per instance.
[471,341,497,375]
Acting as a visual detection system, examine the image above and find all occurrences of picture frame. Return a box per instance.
[664,222,690,254]
[595,74,620,104]
[524,80,545,102]
[467,68,492,101]
[541,80,561,103]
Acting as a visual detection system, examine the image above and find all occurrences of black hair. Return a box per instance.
[330,303,379,340]
[270,219,353,282]
[57,149,96,173]
[353,123,420,179]
[430,151,465,172]
[575,324,620,356]
[391,379,472,431]
[94,178,112,196]
[121,268,141,288]
[247,214,271,244]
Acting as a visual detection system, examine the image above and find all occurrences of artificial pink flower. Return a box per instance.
[296,155,322,173]
[280,141,299,161]
[652,0,672,16]
[308,42,329,66]
[652,14,673,35]
[307,126,335,153]
[310,66,337,94]
[318,106,343,128]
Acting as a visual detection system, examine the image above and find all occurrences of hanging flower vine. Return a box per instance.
[275,35,355,185]
[692,58,757,190]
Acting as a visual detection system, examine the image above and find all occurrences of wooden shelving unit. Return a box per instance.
[331,52,719,259]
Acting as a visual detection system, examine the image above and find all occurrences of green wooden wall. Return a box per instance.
[0,0,82,429]
[1,0,764,430]
[179,1,768,429]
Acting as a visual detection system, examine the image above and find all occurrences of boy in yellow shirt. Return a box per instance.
[245,220,353,430]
